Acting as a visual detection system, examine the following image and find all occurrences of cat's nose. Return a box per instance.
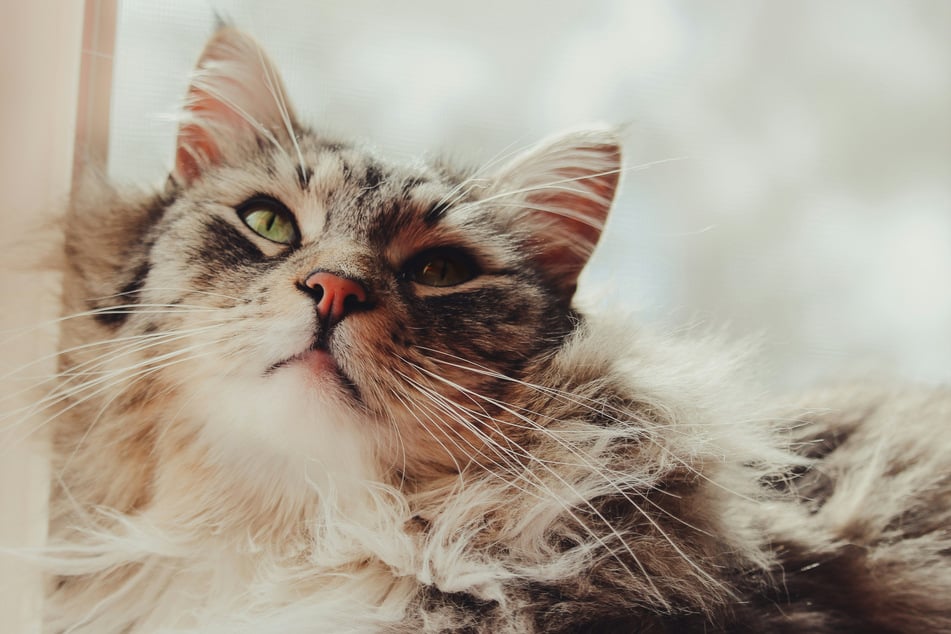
[301,271,369,327]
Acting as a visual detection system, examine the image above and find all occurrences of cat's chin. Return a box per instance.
[191,352,381,483]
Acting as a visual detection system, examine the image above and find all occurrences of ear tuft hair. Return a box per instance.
[173,28,301,184]
[493,128,622,300]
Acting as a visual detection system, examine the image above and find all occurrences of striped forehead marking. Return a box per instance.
[295,151,354,240]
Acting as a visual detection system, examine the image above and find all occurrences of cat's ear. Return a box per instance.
[173,28,300,185]
[494,128,621,301]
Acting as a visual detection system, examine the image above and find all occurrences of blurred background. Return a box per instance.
[108,0,951,388]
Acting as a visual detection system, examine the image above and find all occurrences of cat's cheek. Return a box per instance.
[203,302,325,379]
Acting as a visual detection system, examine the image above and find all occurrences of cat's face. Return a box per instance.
[66,28,620,484]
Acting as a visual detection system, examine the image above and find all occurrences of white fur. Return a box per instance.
[40,312,797,632]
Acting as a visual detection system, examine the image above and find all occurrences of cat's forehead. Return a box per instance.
[301,143,456,236]
[210,134,478,244]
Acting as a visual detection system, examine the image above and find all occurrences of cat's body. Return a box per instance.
[42,28,950,632]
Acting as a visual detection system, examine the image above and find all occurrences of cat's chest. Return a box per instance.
[86,522,421,633]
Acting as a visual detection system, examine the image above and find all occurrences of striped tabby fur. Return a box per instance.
[42,28,950,633]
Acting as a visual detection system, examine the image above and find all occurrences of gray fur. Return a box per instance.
[43,28,950,633]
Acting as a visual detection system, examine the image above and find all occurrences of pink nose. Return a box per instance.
[303,271,368,326]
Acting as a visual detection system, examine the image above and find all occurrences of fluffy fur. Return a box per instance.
[37,28,950,632]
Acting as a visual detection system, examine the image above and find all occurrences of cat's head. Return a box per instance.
[65,28,621,485]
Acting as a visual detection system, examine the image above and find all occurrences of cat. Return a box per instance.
[39,26,950,633]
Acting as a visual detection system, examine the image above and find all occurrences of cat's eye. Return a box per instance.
[237,197,299,245]
[406,248,478,287]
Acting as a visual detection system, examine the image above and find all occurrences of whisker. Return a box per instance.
[394,359,661,598]
[397,367,637,569]
[432,139,531,211]
[56,343,228,477]
[459,157,686,224]
[395,370,534,487]
[186,75,284,158]
[384,389,411,491]
[86,287,245,303]
[1,325,229,429]
[254,43,307,184]
[2,323,231,408]
[0,304,225,344]
[6,340,228,456]
[388,387,467,479]
[429,350,766,507]
[403,355,728,594]
[1,322,235,384]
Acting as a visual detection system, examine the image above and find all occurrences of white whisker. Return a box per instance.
[254,43,307,183]
[393,358,666,600]
[415,347,762,489]
[1,324,230,434]
[56,344,228,477]
[87,287,245,303]
[402,354,728,595]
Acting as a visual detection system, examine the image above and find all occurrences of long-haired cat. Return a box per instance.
[41,27,950,633]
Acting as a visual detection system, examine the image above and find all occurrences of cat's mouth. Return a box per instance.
[265,343,363,401]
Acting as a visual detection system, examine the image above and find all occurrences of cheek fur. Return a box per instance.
[412,281,568,367]
[321,278,570,475]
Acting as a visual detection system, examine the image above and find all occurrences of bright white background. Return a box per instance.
[108,1,951,388]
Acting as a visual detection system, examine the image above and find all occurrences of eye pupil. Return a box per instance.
[409,249,476,287]
[424,259,448,283]
[237,198,298,245]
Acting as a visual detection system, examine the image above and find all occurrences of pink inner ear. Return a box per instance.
[529,160,618,249]
[174,83,247,184]
[525,151,620,275]
[171,28,300,186]
[175,119,221,185]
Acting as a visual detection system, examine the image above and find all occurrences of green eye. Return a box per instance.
[238,198,298,245]
[409,248,478,287]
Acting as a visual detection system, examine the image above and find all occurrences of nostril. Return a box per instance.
[301,271,369,326]
[342,292,363,313]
